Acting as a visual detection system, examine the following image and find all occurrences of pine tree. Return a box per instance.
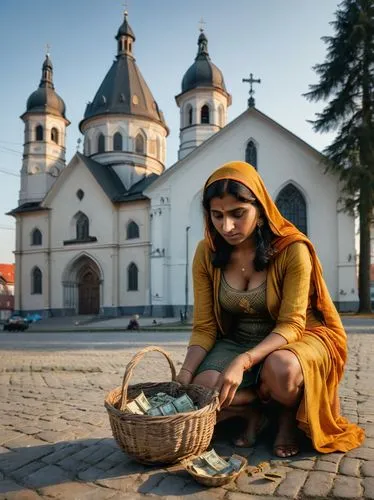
[305,0,374,313]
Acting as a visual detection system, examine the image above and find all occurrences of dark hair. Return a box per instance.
[203,179,274,271]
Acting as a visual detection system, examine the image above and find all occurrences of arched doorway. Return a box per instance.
[62,254,102,316]
[78,264,100,314]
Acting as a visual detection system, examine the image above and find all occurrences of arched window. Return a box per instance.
[245,140,257,169]
[76,213,89,241]
[128,263,138,291]
[127,221,139,239]
[35,125,43,141]
[31,228,42,246]
[98,133,105,153]
[113,132,123,151]
[201,105,210,124]
[135,133,145,154]
[276,184,308,235]
[51,127,59,144]
[32,267,42,294]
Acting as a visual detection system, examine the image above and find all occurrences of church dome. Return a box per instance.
[181,32,227,94]
[80,12,167,131]
[25,55,66,118]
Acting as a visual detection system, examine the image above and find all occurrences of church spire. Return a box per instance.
[40,49,54,89]
[196,30,210,60]
[116,10,135,58]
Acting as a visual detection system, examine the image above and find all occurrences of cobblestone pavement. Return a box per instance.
[0,334,373,499]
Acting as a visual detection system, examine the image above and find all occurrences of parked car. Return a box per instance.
[3,315,29,331]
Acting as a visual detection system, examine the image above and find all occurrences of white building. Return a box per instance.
[8,13,359,317]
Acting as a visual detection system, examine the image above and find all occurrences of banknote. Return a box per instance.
[199,449,231,472]
[147,406,163,416]
[159,402,178,415]
[124,400,144,414]
[173,394,195,413]
[135,391,152,412]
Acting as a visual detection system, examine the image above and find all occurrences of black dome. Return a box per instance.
[181,32,227,94]
[24,55,66,118]
[26,87,66,117]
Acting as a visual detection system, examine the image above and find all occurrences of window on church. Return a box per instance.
[31,228,42,246]
[76,213,89,241]
[98,133,105,153]
[32,267,42,294]
[245,140,257,169]
[186,105,193,126]
[127,221,139,239]
[276,184,308,235]
[51,127,59,144]
[135,133,145,154]
[113,132,123,151]
[35,125,43,141]
[201,105,210,124]
[128,262,138,291]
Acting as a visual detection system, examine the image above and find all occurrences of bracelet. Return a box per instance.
[243,351,253,371]
[180,367,194,375]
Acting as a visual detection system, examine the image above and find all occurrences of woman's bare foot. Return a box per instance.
[273,407,299,457]
[233,405,267,448]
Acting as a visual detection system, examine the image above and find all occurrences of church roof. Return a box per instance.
[179,31,228,96]
[22,54,67,119]
[7,201,47,216]
[77,153,124,201]
[80,12,167,132]
[145,106,325,193]
[77,153,156,202]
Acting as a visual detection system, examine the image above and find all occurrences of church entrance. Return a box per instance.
[62,254,102,316]
[78,265,100,315]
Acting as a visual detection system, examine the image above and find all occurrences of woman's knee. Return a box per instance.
[192,370,220,389]
[261,350,303,394]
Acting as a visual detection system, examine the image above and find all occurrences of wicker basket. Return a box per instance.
[183,454,247,487]
[104,346,219,464]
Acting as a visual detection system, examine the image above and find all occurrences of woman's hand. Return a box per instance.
[176,367,194,385]
[215,353,253,408]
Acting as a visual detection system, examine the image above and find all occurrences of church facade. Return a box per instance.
[8,12,359,317]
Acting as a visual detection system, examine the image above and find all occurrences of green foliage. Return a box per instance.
[304,0,374,216]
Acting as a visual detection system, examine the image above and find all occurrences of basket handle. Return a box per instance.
[119,345,177,411]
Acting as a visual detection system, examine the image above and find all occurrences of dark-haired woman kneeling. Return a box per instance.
[176,161,364,457]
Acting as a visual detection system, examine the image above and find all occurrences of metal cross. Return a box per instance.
[46,43,51,56]
[198,17,206,32]
[122,1,128,15]
[242,72,261,107]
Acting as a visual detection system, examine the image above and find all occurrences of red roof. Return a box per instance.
[371,264,374,282]
[0,264,15,284]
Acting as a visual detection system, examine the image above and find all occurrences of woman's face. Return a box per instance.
[210,193,260,246]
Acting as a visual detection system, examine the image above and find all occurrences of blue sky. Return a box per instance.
[0,0,339,262]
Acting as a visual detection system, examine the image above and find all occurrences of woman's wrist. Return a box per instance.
[242,351,254,371]
[180,366,194,376]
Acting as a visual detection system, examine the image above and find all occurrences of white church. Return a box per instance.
[8,12,359,318]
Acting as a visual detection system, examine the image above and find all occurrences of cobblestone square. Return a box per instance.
[0,332,372,499]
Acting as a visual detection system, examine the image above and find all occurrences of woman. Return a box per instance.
[176,161,364,457]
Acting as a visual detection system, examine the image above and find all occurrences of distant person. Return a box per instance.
[176,161,364,457]
[126,314,140,331]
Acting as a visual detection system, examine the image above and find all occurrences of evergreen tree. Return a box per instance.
[305,0,374,313]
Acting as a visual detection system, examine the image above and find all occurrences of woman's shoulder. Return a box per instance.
[273,240,312,266]
[193,239,213,267]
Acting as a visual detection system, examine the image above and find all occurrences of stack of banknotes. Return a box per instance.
[124,391,198,416]
[190,449,243,477]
